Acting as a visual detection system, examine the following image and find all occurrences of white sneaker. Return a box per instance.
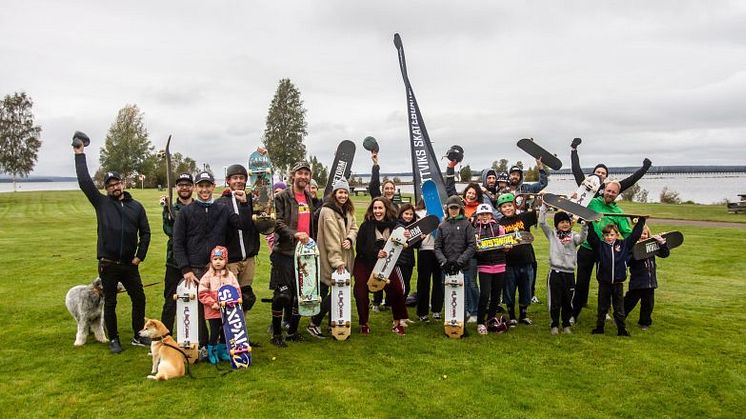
[467,315,477,324]
[509,319,518,328]
[372,304,381,313]
[569,316,576,326]
[531,296,541,304]
[551,327,559,335]
[605,313,612,321]
[432,312,442,321]
[563,326,572,334]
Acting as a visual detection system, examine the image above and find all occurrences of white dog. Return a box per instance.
[65,278,123,346]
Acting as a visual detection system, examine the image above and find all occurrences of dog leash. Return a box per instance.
[117,282,160,294]
[159,339,233,378]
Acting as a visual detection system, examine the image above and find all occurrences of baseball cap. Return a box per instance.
[291,161,311,173]
[104,171,121,186]
[176,173,194,184]
[195,171,215,185]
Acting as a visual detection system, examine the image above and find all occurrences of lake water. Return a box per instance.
[1,174,743,204]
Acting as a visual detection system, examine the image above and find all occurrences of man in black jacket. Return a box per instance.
[74,144,151,354]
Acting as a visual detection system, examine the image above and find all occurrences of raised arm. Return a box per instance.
[619,158,652,193]
[368,157,381,198]
[74,153,103,206]
[445,162,458,197]
[570,138,584,186]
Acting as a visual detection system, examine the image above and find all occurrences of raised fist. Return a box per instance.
[571,138,582,149]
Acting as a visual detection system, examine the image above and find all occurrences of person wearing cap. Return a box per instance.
[473,203,510,335]
[434,196,477,335]
[570,137,652,198]
[507,159,549,195]
[307,178,358,338]
[173,170,245,358]
[216,162,260,315]
[496,192,538,326]
[538,203,589,335]
[269,160,317,347]
[73,143,151,354]
[159,172,195,333]
[307,179,322,209]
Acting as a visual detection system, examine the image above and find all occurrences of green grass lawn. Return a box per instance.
[0,190,744,418]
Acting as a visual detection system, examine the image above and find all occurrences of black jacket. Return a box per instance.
[75,154,150,262]
[172,200,240,275]
[434,215,476,267]
[587,218,645,284]
[162,200,191,268]
[355,219,396,267]
[273,188,316,257]
[628,243,669,290]
[215,189,260,262]
[498,211,537,266]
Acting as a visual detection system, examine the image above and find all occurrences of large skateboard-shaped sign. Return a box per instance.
[330,270,352,341]
[218,285,252,369]
[422,180,445,221]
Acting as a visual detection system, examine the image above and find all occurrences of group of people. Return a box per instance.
[74,136,668,360]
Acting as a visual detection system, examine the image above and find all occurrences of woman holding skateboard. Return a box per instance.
[353,197,410,336]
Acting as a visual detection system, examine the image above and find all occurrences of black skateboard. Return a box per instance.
[632,231,683,260]
[516,138,562,170]
[324,140,356,198]
[542,193,601,221]
[405,215,439,246]
[599,213,650,223]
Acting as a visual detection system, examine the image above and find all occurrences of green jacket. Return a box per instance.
[581,196,631,250]
[163,201,190,268]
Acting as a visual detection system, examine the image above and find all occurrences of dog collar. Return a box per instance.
[150,333,170,342]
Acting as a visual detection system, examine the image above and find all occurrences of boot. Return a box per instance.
[216,343,231,362]
[207,345,219,365]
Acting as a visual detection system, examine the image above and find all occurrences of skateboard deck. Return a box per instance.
[248,150,276,235]
[330,270,352,341]
[295,239,321,316]
[599,212,649,223]
[368,227,407,292]
[571,174,602,207]
[405,215,439,246]
[516,138,563,170]
[476,231,534,251]
[217,284,252,369]
[632,231,683,260]
[324,140,356,198]
[443,272,465,339]
[422,180,445,221]
[543,193,602,221]
[173,279,199,364]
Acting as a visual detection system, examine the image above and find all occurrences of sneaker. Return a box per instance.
[198,346,209,361]
[306,324,327,339]
[591,328,605,335]
[131,335,151,347]
[531,295,541,304]
[563,326,572,334]
[477,324,488,335]
[605,313,612,321]
[519,317,532,325]
[640,325,649,331]
[569,316,576,326]
[270,335,287,348]
[418,315,430,323]
[281,320,290,331]
[432,312,442,321]
[509,319,518,328]
[467,315,477,324]
[402,318,415,325]
[392,324,406,336]
[551,327,559,336]
[109,338,123,354]
[286,333,304,342]
[617,329,631,337]
[360,325,370,336]
[371,304,381,313]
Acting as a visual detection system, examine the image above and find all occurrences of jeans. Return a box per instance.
[464,258,479,317]
[504,263,534,318]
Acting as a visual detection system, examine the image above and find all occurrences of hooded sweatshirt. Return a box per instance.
[538,206,588,273]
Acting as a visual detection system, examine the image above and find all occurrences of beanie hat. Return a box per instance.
[211,245,228,260]
[554,211,572,226]
[332,178,350,193]
[272,181,287,191]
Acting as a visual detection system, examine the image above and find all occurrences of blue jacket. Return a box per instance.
[587,218,645,284]
[628,243,669,290]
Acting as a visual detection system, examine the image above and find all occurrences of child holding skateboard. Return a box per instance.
[586,217,646,336]
[198,246,241,364]
[538,205,588,335]
[624,225,669,330]
[472,204,509,335]
[395,203,419,300]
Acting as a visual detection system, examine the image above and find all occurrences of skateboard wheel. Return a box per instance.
[172,294,178,301]
[189,293,196,300]
[252,214,258,222]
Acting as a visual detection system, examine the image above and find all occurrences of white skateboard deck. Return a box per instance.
[330,270,352,340]
[443,272,465,339]
[368,227,407,292]
[174,279,199,363]
[571,174,602,207]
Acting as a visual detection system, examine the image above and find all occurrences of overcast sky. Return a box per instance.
[2,0,745,177]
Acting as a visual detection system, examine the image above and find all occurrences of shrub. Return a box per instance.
[659,187,681,204]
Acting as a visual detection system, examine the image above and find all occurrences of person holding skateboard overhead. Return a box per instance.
[624,225,670,330]
[569,137,652,197]
[159,172,194,336]
[586,215,646,336]
[73,144,151,354]
[353,197,410,336]
[307,179,358,338]
[198,246,240,364]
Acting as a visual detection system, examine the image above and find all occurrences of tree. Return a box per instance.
[620,183,648,203]
[0,92,42,192]
[308,155,328,187]
[99,105,153,183]
[262,78,308,177]
[524,165,539,181]
[492,159,508,173]
[459,164,472,182]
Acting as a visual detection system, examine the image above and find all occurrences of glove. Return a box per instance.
[571,137,582,149]
[445,261,460,275]
[643,158,652,167]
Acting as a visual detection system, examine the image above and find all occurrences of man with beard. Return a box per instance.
[74,144,151,354]
[159,173,195,334]
[269,161,316,347]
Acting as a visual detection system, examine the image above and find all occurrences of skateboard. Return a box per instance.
[164,135,174,220]
[405,215,439,246]
[571,174,602,207]
[543,193,602,222]
[330,270,352,341]
[422,180,445,221]
[516,138,563,170]
[217,284,252,369]
[248,150,276,235]
[599,212,650,223]
[295,239,321,316]
[324,140,356,198]
[514,193,540,212]
[475,231,534,252]
[443,272,465,339]
[172,279,199,364]
[632,231,684,260]
[368,226,407,292]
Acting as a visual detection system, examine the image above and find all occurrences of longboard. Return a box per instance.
[217,284,252,369]
[516,138,562,170]
[368,227,407,292]
[295,239,321,316]
[248,150,276,235]
[405,215,439,246]
[443,272,465,339]
[571,174,602,207]
[475,231,534,252]
[330,270,352,341]
[422,180,445,221]
[632,231,683,260]
[172,279,199,364]
[324,140,356,198]
[543,193,601,221]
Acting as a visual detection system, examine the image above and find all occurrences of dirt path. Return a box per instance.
[649,218,746,229]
